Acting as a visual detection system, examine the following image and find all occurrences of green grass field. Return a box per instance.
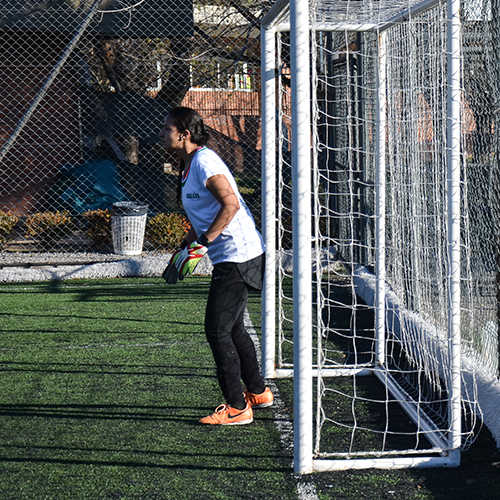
[0,277,499,500]
[0,278,298,500]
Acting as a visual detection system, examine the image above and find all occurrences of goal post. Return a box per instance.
[446,0,463,456]
[375,29,387,369]
[261,23,277,381]
[289,0,314,475]
[261,0,480,473]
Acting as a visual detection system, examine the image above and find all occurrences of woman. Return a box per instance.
[159,107,273,425]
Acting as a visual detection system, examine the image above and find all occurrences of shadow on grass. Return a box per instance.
[1,278,209,303]
[0,403,211,421]
[0,361,213,377]
[0,454,290,473]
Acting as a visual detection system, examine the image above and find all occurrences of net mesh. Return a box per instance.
[461,0,500,375]
[0,0,267,253]
[274,0,486,461]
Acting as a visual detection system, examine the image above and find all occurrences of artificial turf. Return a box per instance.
[0,276,499,500]
[0,278,297,500]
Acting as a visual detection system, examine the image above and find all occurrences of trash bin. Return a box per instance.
[111,202,148,256]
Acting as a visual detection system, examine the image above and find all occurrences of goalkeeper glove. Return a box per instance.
[162,248,183,284]
[173,237,209,278]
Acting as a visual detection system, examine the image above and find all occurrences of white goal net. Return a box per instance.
[260,0,496,472]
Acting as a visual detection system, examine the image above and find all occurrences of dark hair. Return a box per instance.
[169,107,210,203]
[176,159,185,203]
[168,106,210,146]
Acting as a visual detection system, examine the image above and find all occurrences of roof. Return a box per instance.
[0,0,193,37]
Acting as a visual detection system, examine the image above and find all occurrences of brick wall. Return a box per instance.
[0,30,82,215]
[0,30,263,216]
[181,89,262,173]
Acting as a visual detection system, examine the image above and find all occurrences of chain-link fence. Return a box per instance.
[0,0,268,254]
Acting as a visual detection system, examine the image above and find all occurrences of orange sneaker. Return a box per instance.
[198,403,253,425]
[244,387,274,408]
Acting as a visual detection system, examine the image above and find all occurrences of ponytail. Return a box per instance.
[176,159,185,204]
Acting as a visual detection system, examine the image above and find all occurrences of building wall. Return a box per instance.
[0,29,262,216]
[182,90,262,174]
[0,30,82,215]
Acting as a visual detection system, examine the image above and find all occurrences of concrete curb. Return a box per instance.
[0,255,214,283]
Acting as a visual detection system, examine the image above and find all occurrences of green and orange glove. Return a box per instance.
[173,237,209,278]
[162,235,210,284]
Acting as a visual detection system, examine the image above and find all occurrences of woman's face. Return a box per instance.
[159,115,185,153]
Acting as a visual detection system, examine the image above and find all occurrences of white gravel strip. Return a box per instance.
[0,253,213,282]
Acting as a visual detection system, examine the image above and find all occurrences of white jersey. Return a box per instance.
[181,147,265,265]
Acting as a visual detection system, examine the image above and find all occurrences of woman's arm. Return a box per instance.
[182,226,198,246]
[203,174,240,244]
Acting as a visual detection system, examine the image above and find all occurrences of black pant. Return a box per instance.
[204,255,266,408]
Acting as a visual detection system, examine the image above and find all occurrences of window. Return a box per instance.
[189,59,253,91]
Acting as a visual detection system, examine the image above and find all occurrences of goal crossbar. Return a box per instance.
[262,0,444,33]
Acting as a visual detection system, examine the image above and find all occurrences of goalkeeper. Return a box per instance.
[159,107,273,425]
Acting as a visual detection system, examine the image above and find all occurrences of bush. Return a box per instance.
[25,211,73,243]
[0,211,20,250]
[147,213,191,251]
[82,209,112,249]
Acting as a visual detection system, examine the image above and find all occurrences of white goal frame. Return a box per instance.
[260,0,463,473]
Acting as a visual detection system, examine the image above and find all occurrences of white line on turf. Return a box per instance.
[0,280,211,292]
[244,310,320,500]
[0,340,204,351]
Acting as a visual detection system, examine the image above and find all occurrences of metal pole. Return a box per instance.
[0,0,103,164]
[290,0,313,474]
[261,25,277,379]
[375,31,387,366]
[446,0,462,460]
